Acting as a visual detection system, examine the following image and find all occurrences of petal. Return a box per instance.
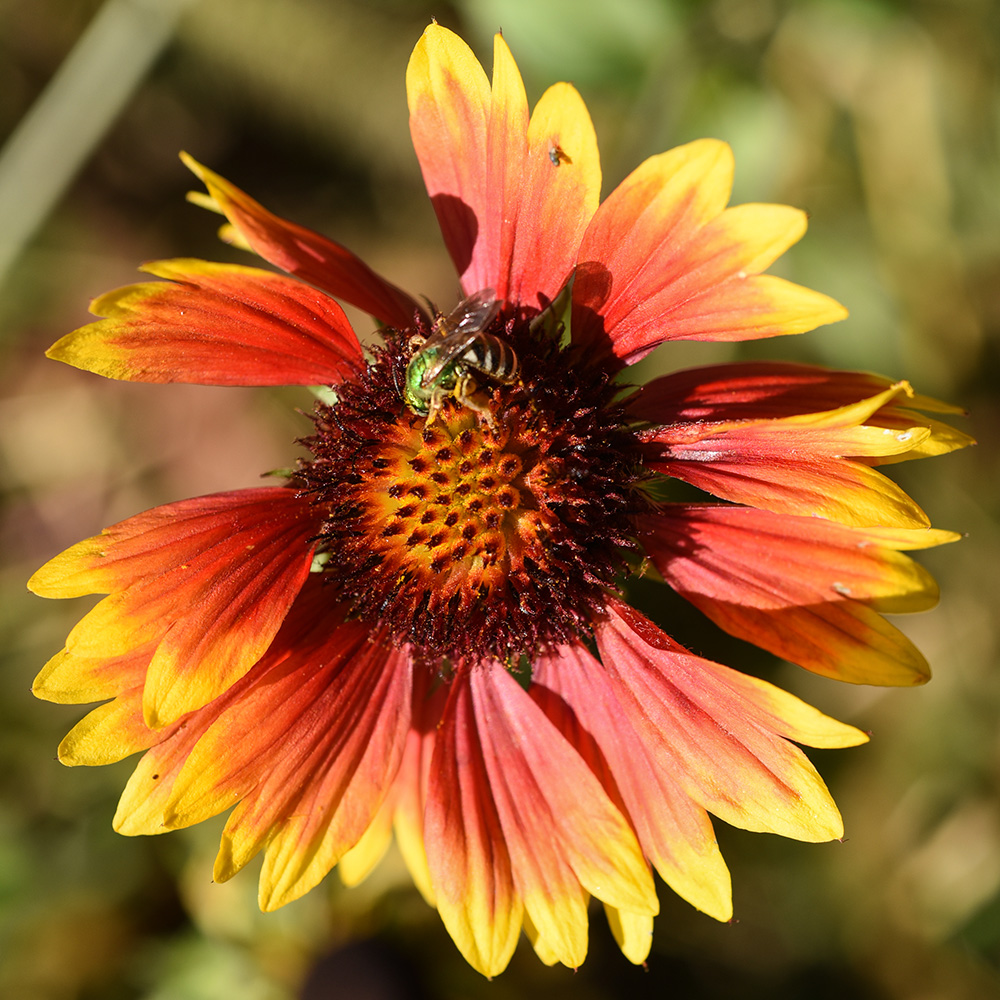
[631,362,974,461]
[604,905,654,965]
[392,670,448,907]
[631,361,963,423]
[31,488,322,728]
[111,580,349,836]
[115,586,413,910]
[595,600,865,841]
[511,82,601,308]
[476,667,657,908]
[483,32,531,302]
[408,25,600,306]
[469,666,657,969]
[532,643,732,922]
[640,505,960,685]
[337,795,395,888]
[642,385,933,528]
[46,259,364,386]
[218,642,413,910]
[57,683,158,766]
[181,155,422,329]
[522,909,566,967]
[572,141,845,363]
[33,643,153,705]
[407,23,490,290]
[424,670,522,978]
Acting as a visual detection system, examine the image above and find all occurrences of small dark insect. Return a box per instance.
[548,144,571,166]
[403,289,518,425]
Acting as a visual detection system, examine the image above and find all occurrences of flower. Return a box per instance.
[30,24,969,977]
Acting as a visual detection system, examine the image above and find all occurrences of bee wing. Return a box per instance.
[420,327,485,385]
[449,288,500,334]
[421,289,501,384]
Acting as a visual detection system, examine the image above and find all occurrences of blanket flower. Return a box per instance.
[30,23,969,976]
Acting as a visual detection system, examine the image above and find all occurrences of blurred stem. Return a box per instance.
[0,0,198,296]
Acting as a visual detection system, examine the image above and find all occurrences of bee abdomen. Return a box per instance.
[461,335,518,382]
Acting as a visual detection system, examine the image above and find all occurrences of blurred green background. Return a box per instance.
[1,0,997,997]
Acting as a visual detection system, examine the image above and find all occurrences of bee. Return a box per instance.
[403,288,518,425]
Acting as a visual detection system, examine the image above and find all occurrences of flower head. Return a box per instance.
[31,24,969,976]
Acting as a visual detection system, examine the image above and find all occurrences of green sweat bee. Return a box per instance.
[403,288,518,425]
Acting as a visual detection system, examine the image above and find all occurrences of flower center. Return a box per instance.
[299,323,643,664]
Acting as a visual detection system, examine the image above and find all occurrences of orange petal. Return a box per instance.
[640,505,960,685]
[31,488,322,727]
[424,669,522,977]
[46,259,364,385]
[532,643,732,921]
[181,155,422,329]
[469,665,657,968]
[408,25,600,306]
[631,362,974,462]
[216,642,413,910]
[595,600,865,841]
[510,82,601,308]
[572,141,845,363]
[643,385,933,528]
[407,24,490,290]
[483,32,530,302]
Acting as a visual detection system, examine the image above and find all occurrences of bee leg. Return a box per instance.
[455,374,495,429]
[425,389,446,427]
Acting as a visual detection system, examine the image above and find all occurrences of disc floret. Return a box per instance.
[300,322,645,664]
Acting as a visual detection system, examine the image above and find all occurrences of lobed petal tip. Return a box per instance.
[178,149,204,178]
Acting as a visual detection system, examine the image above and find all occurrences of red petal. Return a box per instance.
[640,505,959,685]
[112,580,351,833]
[572,142,845,363]
[632,362,973,463]
[595,600,862,841]
[48,259,364,385]
[407,26,600,307]
[31,488,323,727]
[213,638,413,909]
[114,582,413,913]
[631,360,969,425]
[182,154,422,329]
[642,385,932,528]
[424,669,522,977]
[532,644,732,921]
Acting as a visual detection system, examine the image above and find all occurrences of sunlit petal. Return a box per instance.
[640,505,960,684]
[642,385,934,527]
[182,154,422,328]
[46,259,364,386]
[31,489,322,727]
[596,600,865,841]
[572,141,845,362]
